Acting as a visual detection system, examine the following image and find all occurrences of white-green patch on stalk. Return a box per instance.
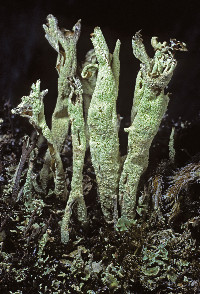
[80,49,98,147]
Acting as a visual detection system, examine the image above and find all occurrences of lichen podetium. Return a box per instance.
[84,27,121,224]
[40,15,81,193]
[11,80,67,199]
[119,32,187,220]
[61,77,87,244]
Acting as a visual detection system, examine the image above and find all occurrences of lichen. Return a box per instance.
[140,227,197,291]
[85,27,121,223]
[11,14,188,247]
[43,14,81,152]
[41,15,81,192]
[61,77,87,244]
[11,80,67,199]
[119,32,181,220]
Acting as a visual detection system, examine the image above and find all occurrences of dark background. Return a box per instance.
[0,0,200,124]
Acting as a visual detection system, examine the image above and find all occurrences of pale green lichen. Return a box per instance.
[61,77,87,244]
[86,27,121,223]
[101,263,123,290]
[41,15,81,192]
[11,80,66,199]
[140,228,194,290]
[119,32,180,220]
[37,228,52,263]
[43,14,81,152]
[80,49,98,147]
[43,16,88,243]
[11,14,187,243]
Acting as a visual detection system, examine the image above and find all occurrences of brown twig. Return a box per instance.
[12,133,37,201]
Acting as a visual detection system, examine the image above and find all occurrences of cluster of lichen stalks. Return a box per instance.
[12,14,187,243]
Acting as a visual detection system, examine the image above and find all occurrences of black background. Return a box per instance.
[0,0,200,123]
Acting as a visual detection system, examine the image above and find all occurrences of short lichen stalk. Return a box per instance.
[61,77,87,244]
[119,32,186,220]
[84,27,121,223]
[11,80,67,199]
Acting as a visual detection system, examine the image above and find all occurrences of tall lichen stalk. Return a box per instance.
[40,15,81,193]
[12,14,187,242]
[61,77,87,244]
[83,28,121,223]
[119,33,179,220]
